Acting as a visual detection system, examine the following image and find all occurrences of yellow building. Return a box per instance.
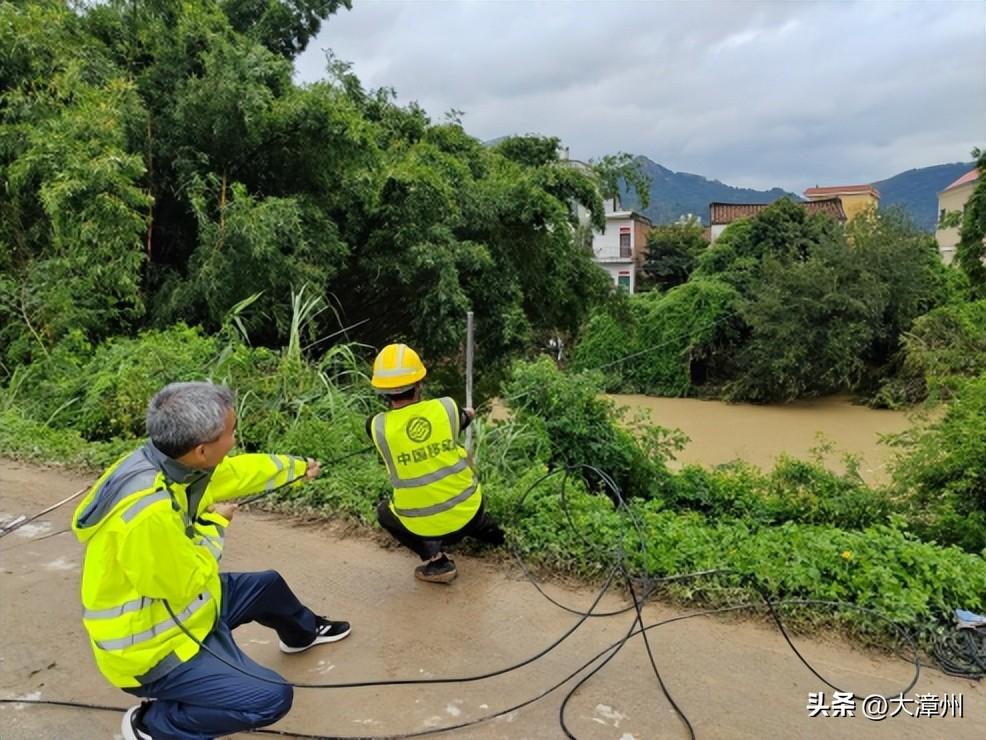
[803,184,880,221]
[935,169,979,265]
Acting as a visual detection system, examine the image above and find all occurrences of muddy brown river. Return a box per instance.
[610,394,915,485]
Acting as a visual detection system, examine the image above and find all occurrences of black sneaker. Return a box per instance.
[279,616,352,654]
[414,555,458,583]
[121,702,153,740]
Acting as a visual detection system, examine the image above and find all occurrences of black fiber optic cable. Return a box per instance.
[2,461,924,739]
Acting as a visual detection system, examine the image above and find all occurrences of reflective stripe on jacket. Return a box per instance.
[72,443,306,688]
[370,397,481,537]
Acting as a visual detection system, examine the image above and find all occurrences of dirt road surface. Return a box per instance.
[1,460,982,739]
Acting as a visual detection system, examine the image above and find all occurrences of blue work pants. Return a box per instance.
[125,570,319,739]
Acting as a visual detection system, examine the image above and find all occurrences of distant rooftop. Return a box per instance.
[709,198,846,226]
[606,210,652,224]
[941,169,979,193]
[804,184,880,199]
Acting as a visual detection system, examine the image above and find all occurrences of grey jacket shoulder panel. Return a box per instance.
[75,447,161,530]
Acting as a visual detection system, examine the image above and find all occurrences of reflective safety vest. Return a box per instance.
[72,443,307,688]
[371,397,481,537]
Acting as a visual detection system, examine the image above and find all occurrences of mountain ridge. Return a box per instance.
[624,157,975,231]
[482,137,974,231]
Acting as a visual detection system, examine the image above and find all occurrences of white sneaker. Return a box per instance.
[278,617,351,654]
[121,703,153,740]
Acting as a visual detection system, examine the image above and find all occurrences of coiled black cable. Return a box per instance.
[932,626,986,679]
[1,460,923,739]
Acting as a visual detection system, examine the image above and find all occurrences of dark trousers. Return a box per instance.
[377,498,505,561]
[125,570,320,739]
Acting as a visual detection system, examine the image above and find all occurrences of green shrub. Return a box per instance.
[628,279,740,396]
[666,458,891,531]
[888,373,986,552]
[219,345,377,455]
[666,463,774,523]
[471,415,551,487]
[569,308,634,390]
[0,408,89,462]
[900,299,986,401]
[75,326,220,439]
[570,279,740,396]
[0,407,132,469]
[4,322,983,648]
[510,484,986,639]
[871,297,986,407]
[503,356,670,499]
[3,325,219,440]
[764,456,891,529]
[2,325,379,462]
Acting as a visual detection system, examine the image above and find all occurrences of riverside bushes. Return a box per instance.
[668,458,892,530]
[502,356,674,500]
[1,326,983,645]
[508,485,986,641]
[572,202,951,402]
[886,373,986,552]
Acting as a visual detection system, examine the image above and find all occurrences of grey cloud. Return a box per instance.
[296,0,985,192]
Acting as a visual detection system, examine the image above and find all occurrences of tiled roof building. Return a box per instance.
[708,198,846,241]
[804,184,879,221]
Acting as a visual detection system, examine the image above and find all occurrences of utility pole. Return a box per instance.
[465,311,474,453]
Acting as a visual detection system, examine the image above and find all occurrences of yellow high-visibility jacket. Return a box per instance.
[370,397,481,537]
[72,442,307,688]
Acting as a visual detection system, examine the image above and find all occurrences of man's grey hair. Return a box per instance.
[147,382,235,458]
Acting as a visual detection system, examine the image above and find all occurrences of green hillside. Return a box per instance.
[874,162,975,231]
[620,157,975,230]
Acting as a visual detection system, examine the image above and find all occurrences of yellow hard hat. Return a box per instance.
[371,343,427,392]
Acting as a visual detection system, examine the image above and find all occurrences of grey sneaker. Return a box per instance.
[279,616,352,653]
[121,702,153,740]
[415,555,457,583]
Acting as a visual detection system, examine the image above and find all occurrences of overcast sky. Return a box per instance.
[295,0,986,192]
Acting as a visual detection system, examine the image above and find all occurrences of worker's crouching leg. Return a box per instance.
[464,504,505,546]
[376,498,440,560]
[127,624,293,737]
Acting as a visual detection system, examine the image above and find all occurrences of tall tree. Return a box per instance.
[846,208,949,372]
[1,0,150,363]
[1,0,617,387]
[643,218,706,291]
[590,152,651,210]
[955,148,986,297]
[221,0,351,58]
[727,245,883,402]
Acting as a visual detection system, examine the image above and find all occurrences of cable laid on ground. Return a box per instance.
[0,599,922,740]
[164,462,919,738]
[0,486,88,539]
[932,626,986,679]
[1,461,923,739]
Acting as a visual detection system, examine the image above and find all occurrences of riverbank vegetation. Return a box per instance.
[2,0,984,649]
[1,321,984,646]
[573,198,982,405]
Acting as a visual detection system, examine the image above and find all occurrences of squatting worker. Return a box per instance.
[368,343,504,583]
[72,381,351,739]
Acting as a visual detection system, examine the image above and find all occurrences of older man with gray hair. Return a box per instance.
[72,381,350,740]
